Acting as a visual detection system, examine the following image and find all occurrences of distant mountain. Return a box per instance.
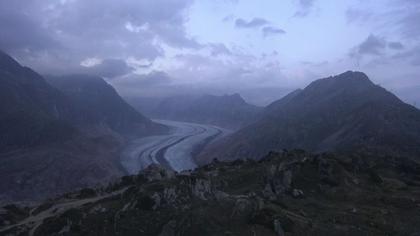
[46,74,166,136]
[128,94,262,129]
[198,71,420,163]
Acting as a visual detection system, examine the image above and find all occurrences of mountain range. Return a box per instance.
[198,71,420,164]
[128,94,262,130]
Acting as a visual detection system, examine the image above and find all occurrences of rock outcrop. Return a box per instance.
[2,150,420,235]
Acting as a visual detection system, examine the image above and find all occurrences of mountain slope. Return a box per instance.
[128,94,262,129]
[2,150,420,235]
[0,51,127,203]
[0,51,77,150]
[198,71,420,163]
[46,74,166,136]
[0,51,166,203]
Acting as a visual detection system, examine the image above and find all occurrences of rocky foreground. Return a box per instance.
[1,150,420,235]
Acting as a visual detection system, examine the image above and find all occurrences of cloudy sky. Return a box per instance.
[1,0,419,105]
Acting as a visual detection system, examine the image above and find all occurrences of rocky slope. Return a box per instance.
[1,150,420,235]
[199,71,420,163]
[128,94,262,130]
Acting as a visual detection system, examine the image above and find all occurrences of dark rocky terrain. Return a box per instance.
[1,150,420,235]
[0,51,167,203]
[199,71,420,163]
[128,94,262,130]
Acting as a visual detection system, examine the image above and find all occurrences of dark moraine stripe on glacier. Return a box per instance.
[120,120,230,173]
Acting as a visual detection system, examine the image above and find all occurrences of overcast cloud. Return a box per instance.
[0,0,419,106]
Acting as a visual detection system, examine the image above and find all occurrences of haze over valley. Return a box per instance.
[1,1,420,235]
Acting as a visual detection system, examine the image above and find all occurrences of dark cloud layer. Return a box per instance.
[358,35,387,55]
[394,46,420,66]
[298,0,316,8]
[235,18,269,28]
[388,42,404,50]
[117,71,172,87]
[234,17,285,38]
[209,43,232,56]
[399,10,420,39]
[0,0,419,106]
[350,34,406,62]
[0,1,58,52]
[0,0,196,75]
[294,0,316,17]
[112,71,179,97]
[85,59,135,78]
[262,27,286,37]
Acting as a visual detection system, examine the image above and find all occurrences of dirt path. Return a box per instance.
[0,187,128,235]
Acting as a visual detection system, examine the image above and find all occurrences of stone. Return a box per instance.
[192,179,212,200]
[159,220,177,236]
[273,219,285,236]
[140,164,176,182]
[292,189,304,198]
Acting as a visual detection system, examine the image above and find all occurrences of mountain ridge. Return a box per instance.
[198,71,420,164]
[128,93,262,130]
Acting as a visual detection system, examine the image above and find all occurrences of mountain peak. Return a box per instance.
[339,70,368,77]
[304,70,375,95]
[224,93,245,103]
[336,70,372,83]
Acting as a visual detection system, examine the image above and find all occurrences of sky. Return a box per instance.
[1,0,419,106]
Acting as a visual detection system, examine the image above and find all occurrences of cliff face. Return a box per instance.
[2,150,420,235]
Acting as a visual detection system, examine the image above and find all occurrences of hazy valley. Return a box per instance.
[1,1,420,235]
[1,49,420,235]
